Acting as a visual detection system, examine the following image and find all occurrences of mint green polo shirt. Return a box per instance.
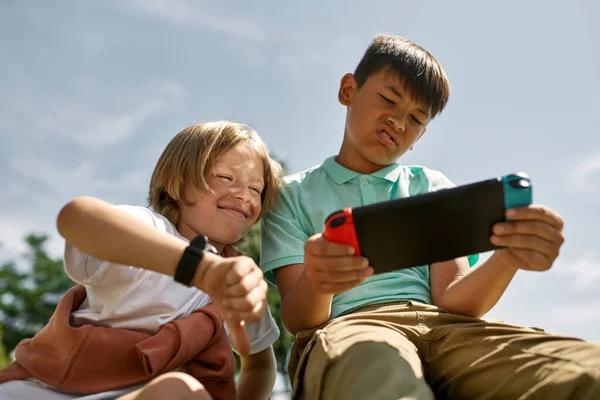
[260,156,479,319]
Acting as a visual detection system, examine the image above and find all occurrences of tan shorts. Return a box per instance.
[288,301,600,400]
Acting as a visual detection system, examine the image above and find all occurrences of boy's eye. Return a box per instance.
[411,115,423,125]
[217,174,233,181]
[379,94,395,105]
[250,186,262,194]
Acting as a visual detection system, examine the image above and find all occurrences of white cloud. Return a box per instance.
[0,71,177,262]
[80,33,106,57]
[307,34,365,74]
[572,155,600,189]
[0,212,64,261]
[549,301,600,324]
[119,0,267,42]
[0,70,184,151]
[8,156,149,199]
[551,251,600,289]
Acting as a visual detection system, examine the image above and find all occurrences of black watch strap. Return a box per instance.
[174,235,208,286]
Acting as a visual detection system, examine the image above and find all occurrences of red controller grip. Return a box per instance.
[323,207,361,256]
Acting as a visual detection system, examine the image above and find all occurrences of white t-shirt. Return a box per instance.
[64,205,279,355]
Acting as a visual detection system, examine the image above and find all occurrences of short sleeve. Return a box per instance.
[424,168,457,192]
[260,186,309,283]
[63,205,167,284]
[226,307,280,355]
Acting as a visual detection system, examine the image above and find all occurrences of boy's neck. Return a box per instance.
[176,222,224,254]
[335,153,395,175]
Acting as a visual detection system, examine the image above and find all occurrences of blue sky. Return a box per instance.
[1,0,599,345]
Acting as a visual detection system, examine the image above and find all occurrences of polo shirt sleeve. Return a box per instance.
[260,184,309,283]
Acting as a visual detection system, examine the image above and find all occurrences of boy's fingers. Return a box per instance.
[227,318,250,357]
[223,285,268,313]
[506,205,565,230]
[310,268,373,284]
[505,248,551,271]
[225,270,265,296]
[491,234,557,258]
[237,301,267,323]
[305,234,356,257]
[225,258,262,286]
[310,256,370,272]
[493,220,565,244]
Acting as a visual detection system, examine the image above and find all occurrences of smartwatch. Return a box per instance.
[174,235,211,286]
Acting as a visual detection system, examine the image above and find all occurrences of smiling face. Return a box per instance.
[176,144,265,252]
[337,68,431,174]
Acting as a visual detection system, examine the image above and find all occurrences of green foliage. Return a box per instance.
[236,224,294,373]
[0,326,10,368]
[0,234,75,357]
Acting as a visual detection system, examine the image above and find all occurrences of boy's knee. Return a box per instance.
[323,341,433,399]
[331,341,417,378]
[134,372,212,400]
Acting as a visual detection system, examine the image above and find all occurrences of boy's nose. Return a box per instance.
[233,186,252,201]
[387,116,405,132]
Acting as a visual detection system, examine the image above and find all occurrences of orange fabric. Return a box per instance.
[0,285,236,400]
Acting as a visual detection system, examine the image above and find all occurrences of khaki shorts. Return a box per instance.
[288,301,600,400]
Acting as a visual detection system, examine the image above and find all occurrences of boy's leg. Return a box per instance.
[290,304,435,400]
[116,372,212,400]
[420,317,600,399]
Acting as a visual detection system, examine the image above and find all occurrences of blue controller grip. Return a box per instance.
[502,172,532,210]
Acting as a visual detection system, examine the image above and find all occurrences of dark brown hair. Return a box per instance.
[354,34,450,118]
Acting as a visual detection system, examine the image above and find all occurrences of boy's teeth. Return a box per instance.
[380,130,393,142]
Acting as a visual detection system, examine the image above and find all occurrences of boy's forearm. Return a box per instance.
[237,350,276,400]
[281,269,333,334]
[56,196,220,280]
[436,252,518,318]
[236,367,275,400]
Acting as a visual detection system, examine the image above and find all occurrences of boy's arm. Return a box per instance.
[260,186,373,335]
[236,347,277,400]
[431,205,565,318]
[261,181,374,335]
[273,235,373,335]
[57,196,266,355]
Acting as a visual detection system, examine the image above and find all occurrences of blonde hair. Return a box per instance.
[149,121,283,225]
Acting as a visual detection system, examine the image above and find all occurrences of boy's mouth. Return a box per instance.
[376,124,398,148]
[217,206,248,219]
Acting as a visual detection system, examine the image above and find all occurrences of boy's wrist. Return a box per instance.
[487,250,520,274]
[192,251,220,292]
[300,269,336,301]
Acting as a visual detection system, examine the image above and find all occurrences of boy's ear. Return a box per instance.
[338,73,357,106]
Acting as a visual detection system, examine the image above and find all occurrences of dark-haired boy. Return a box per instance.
[261,34,600,399]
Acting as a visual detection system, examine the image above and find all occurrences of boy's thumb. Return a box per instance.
[228,318,250,356]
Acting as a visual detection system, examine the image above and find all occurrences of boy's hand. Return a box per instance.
[491,205,565,272]
[194,254,268,356]
[304,233,374,294]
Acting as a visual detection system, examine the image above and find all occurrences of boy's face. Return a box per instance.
[176,145,265,252]
[337,69,431,173]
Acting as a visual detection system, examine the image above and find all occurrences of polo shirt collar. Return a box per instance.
[322,156,402,185]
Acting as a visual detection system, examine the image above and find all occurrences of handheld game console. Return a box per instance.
[323,173,533,274]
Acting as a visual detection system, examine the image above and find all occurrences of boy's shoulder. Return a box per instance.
[115,205,180,234]
[404,165,456,193]
[282,160,453,189]
[282,162,328,189]
[405,165,453,182]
